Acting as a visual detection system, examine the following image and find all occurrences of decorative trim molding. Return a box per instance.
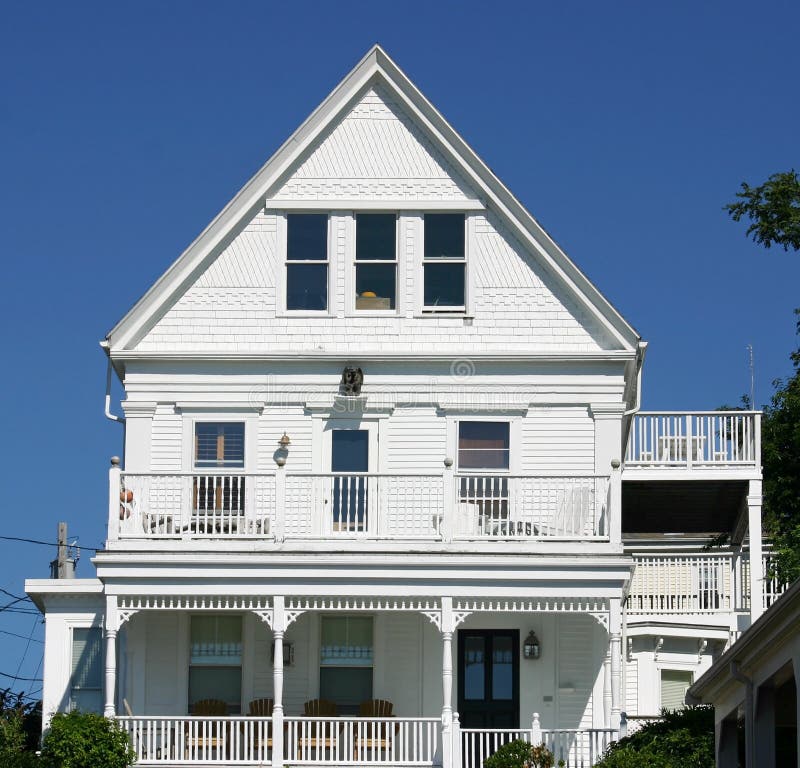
[117,595,273,627]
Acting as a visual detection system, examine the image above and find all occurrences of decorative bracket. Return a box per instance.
[698,638,707,663]
[654,636,664,661]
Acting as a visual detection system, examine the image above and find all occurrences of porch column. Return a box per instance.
[747,480,764,622]
[103,595,118,718]
[753,682,776,768]
[610,599,622,730]
[272,596,286,768]
[440,597,455,768]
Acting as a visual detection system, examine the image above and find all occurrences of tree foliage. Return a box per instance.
[483,739,556,768]
[725,169,800,251]
[0,689,41,768]
[39,711,135,768]
[762,309,800,582]
[594,707,714,768]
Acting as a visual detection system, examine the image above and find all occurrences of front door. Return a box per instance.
[331,429,370,533]
[457,630,519,728]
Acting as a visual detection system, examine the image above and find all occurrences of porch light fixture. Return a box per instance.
[275,432,291,467]
[523,630,540,660]
[279,433,291,449]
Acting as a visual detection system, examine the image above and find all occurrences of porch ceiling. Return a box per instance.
[621,479,747,535]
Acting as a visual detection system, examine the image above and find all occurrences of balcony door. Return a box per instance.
[457,629,519,729]
[326,422,377,535]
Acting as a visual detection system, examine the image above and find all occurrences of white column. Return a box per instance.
[272,596,286,768]
[440,597,455,768]
[609,599,622,730]
[104,595,119,718]
[589,403,625,545]
[754,683,776,768]
[747,480,764,622]
[108,457,122,542]
[602,652,612,726]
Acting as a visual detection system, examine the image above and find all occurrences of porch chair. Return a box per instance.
[354,699,397,759]
[243,698,274,758]
[295,699,340,756]
[185,699,230,759]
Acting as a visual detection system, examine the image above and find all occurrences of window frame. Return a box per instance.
[69,624,103,714]
[658,666,694,711]
[188,614,244,715]
[351,212,399,315]
[279,211,332,316]
[455,418,513,474]
[318,614,374,714]
[420,212,470,315]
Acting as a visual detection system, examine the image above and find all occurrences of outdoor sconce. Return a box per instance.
[274,433,291,467]
[523,630,540,660]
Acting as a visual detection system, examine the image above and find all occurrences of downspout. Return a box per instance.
[731,662,754,768]
[621,341,647,459]
[104,356,125,424]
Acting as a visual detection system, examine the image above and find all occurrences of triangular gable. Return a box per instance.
[105,45,640,353]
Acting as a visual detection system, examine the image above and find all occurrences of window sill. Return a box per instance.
[278,311,333,319]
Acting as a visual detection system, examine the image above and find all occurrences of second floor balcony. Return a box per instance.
[110,469,611,545]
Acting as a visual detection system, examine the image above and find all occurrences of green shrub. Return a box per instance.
[0,689,41,768]
[595,706,714,768]
[484,739,555,768]
[40,711,135,768]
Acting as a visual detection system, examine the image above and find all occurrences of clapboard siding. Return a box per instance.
[150,403,182,471]
[383,408,446,472]
[557,615,595,730]
[521,408,594,474]
[258,407,313,472]
[379,613,422,715]
[625,659,638,715]
[145,613,182,715]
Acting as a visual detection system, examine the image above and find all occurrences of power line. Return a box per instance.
[0,671,41,682]
[0,629,43,644]
[0,535,101,553]
[12,617,40,688]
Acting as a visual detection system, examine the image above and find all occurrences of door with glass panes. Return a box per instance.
[326,423,377,535]
[457,630,519,728]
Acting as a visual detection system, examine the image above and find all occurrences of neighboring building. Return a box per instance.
[25,46,771,768]
[687,578,800,768]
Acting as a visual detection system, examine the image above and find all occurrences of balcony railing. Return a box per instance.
[625,411,760,469]
[112,470,610,543]
[626,552,785,615]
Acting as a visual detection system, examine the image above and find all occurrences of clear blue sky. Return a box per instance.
[1,1,798,701]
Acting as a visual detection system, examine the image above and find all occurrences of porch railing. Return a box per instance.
[626,552,785,615]
[624,411,760,469]
[460,726,617,768]
[118,715,439,765]
[112,470,610,543]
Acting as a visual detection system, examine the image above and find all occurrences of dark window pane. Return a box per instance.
[459,422,510,469]
[356,214,396,260]
[425,214,464,259]
[195,423,245,468]
[492,636,514,700]
[287,214,327,261]
[458,450,510,470]
[464,636,485,700]
[356,264,396,309]
[287,263,327,310]
[424,263,465,307]
[320,668,373,715]
[332,430,369,472]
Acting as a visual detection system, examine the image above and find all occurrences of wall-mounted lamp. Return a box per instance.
[275,432,291,467]
[523,630,540,660]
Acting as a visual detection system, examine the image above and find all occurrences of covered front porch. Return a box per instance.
[104,595,625,767]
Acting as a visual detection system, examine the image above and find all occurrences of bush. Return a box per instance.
[0,689,41,768]
[595,706,714,768]
[40,711,135,768]
[484,739,555,768]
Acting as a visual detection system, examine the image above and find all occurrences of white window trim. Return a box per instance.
[276,211,333,317]
[417,212,473,316]
[181,413,258,472]
[347,212,401,316]
[451,416,520,474]
[68,622,104,714]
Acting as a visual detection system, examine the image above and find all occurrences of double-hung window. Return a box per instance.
[286,213,328,311]
[70,627,103,713]
[189,615,242,713]
[423,213,466,311]
[194,422,245,517]
[319,616,373,715]
[355,213,397,311]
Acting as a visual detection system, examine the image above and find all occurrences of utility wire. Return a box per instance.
[0,629,43,644]
[12,617,40,688]
[0,671,41,682]
[0,535,102,553]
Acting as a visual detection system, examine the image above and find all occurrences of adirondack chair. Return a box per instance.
[186,699,229,759]
[296,699,339,755]
[243,698,274,757]
[354,699,396,758]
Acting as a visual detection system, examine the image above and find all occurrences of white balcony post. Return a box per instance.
[274,466,285,543]
[609,460,622,545]
[103,595,119,718]
[442,459,455,542]
[610,598,622,730]
[451,711,462,767]
[272,596,285,768]
[531,712,542,744]
[602,651,612,726]
[685,414,693,468]
[747,480,764,621]
[108,457,121,542]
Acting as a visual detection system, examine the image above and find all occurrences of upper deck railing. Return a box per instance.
[624,411,760,470]
[109,467,611,544]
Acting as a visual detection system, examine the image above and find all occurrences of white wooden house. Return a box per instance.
[26,46,769,768]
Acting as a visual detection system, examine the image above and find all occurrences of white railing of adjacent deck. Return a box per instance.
[118,715,440,765]
[460,725,617,768]
[626,552,785,615]
[112,470,610,542]
[625,411,760,468]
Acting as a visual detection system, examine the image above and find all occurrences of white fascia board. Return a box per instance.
[106,45,640,353]
[25,578,104,612]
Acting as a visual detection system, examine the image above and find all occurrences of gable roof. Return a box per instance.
[104,45,640,354]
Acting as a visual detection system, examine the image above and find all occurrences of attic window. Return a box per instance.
[423,214,465,311]
[355,213,396,311]
[286,213,328,311]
